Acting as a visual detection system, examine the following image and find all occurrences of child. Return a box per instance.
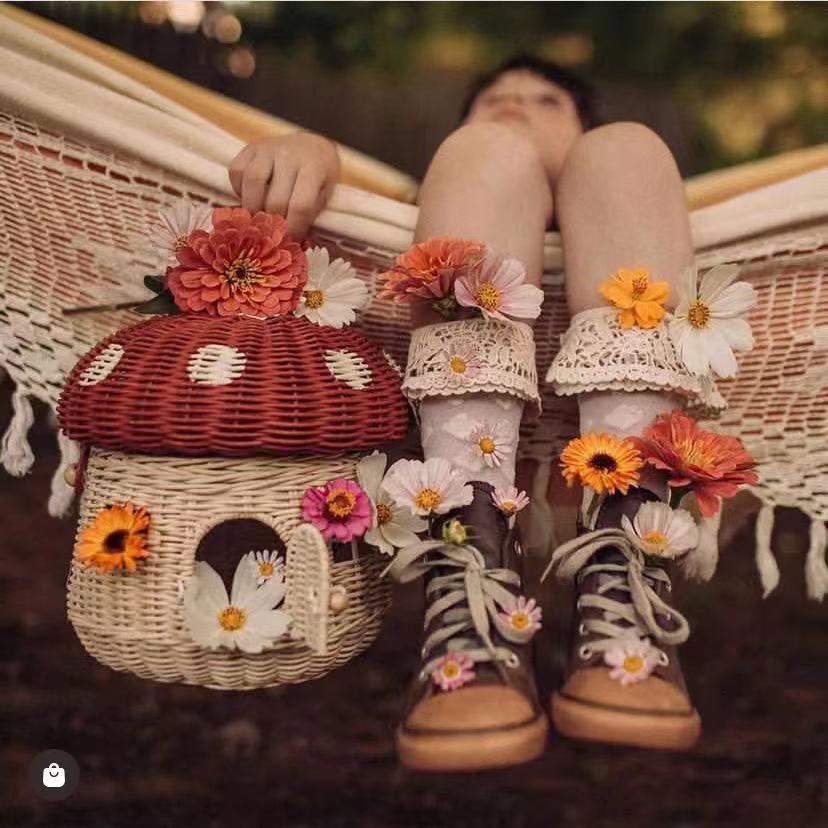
[229,54,750,769]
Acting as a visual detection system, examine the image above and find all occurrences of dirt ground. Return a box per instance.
[0,378,826,828]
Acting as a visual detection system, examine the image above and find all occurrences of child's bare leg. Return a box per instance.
[391,122,552,771]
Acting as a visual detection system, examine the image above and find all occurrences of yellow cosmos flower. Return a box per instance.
[75,502,150,573]
[560,433,643,495]
[599,267,670,329]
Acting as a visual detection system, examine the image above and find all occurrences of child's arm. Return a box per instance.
[228,131,340,239]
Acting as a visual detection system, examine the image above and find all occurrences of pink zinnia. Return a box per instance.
[378,237,485,303]
[454,250,544,322]
[301,478,373,542]
[631,410,758,518]
[431,652,475,692]
[167,207,307,317]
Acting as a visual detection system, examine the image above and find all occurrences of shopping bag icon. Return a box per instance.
[42,763,65,788]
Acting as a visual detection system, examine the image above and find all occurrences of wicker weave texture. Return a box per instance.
[67,449,391,690]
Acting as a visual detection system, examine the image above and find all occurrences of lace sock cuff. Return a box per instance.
[546,307,725,413]
[402,317,541,413]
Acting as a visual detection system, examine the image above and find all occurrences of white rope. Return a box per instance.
[1,386,35,476]
[805,518,828,602]
[755,504,780,598]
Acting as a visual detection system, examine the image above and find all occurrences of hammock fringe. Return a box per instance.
[1,386,35,477]
[755,504,780,598]
[805,518,828,602]
[682,510,722,582]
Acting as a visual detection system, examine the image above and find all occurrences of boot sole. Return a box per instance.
[396,713,548,772]
[551,692,701,751]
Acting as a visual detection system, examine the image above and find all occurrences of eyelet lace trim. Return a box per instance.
[383,537,534,678]
[402,318,541,413]
[541,527,690,664]
[545,307,726,414]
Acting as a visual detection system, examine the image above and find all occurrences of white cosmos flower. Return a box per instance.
[293,246,369,328]
[154,201,212,262]
[245,549,285,586]
[381,457,474,517]
[604,636,660,686]
[356,451,427,555]
[621,501,699,559]
[492,486,530,517]
[669,263,757,378]
[466,420,514,469]
[183,556,290,654]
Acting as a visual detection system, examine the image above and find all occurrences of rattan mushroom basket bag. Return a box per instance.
[56,206,410,690]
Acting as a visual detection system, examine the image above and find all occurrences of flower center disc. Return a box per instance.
[415,487,442,512]
[588,452,618,472]
[259,562,274,577]
[631,274,650,298]
[375,502,392,525]
[687,300,711,328]
[511,611,529,630]
[104,530,128,552]
[501,501,517,516]
[476,283,502,311]
[479,437,497,455]
[326,488,356,519]
[642,529,669,551]
[442,661,460,679]
[305,289,325,309]
[224,257,262,292]
[623,655,644,673]
[449,356,467,374]
[218,606,247,632]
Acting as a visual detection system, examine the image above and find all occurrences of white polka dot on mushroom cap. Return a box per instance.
[324,349,373,390]
[79,343,124,386]
[187,344,247,386]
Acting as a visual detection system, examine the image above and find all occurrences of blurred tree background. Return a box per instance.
[16,1,828,179]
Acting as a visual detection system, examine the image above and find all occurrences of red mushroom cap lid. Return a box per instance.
[58,314,409,457]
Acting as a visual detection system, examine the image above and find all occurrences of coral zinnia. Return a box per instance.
[301,478,374,543]
[167,207,307,317]
[560,432,643,495]
[631,409,758,517]
[599,267,670,329]
[378,237,485,304]
[75,502,150,573]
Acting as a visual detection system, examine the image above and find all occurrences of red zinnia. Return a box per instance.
[631,410,758,517]
[167,207,307,317]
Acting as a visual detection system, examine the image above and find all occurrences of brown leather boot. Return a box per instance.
[544,488,701,751]
[387,480,548,772]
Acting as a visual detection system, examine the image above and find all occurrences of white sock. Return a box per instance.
[419,392,523,489]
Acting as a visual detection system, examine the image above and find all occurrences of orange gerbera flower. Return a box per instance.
[75,502,150,573]
[631,410,758,517]
[560,433,643,495]
[599,267,670,329]
[378,237,485,303]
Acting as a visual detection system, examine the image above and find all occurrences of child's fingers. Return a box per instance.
[228,144,255,196]
[240,153,275,213]
[285,168,325,239]
[264,162,298,219]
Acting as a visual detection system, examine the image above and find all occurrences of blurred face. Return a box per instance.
[464,68,584,181]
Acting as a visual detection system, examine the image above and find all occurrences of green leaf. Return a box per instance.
[132,290,180,316]
[143,274,167,295]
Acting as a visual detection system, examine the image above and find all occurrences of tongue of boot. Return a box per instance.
[431,480,510,570]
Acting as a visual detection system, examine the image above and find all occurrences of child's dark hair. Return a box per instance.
[458,53,599,130]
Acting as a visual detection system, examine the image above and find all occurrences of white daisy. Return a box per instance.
[356,452,426,555]
[492,486,530,517]
[245,549,285,586]
[442,343,483,385]
[153,201,212,262]
[467,420,514,469]
[294,246,369,328]
[381,457,474,517]
[621,501,699,559]
[183,556,290,654]
[669,263,757,378]
[604,636,660,686]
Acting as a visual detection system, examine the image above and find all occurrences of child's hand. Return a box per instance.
[228,132,340,239]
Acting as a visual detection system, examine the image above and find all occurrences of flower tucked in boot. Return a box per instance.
[384,480,548,772]
[542,486,701,751]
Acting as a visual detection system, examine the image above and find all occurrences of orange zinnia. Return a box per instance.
[560,433,643,495]
[76,502,150,573]
[599,267,670,329]
[631,410,758,517]
[378,237,485,302]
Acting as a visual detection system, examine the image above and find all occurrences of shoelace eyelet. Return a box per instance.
[658,652,670,667]
[578,645,593,660]
[578,622,588,636]
[506,653,520,669]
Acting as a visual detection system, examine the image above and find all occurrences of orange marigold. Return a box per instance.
[167,207,307,318]
[75,502,150,574]
[378,237,485,303]
[631,409,758,517]
[560,432,643,495]
[599,267,670,329]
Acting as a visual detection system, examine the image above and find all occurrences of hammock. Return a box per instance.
[1,7,826,600]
